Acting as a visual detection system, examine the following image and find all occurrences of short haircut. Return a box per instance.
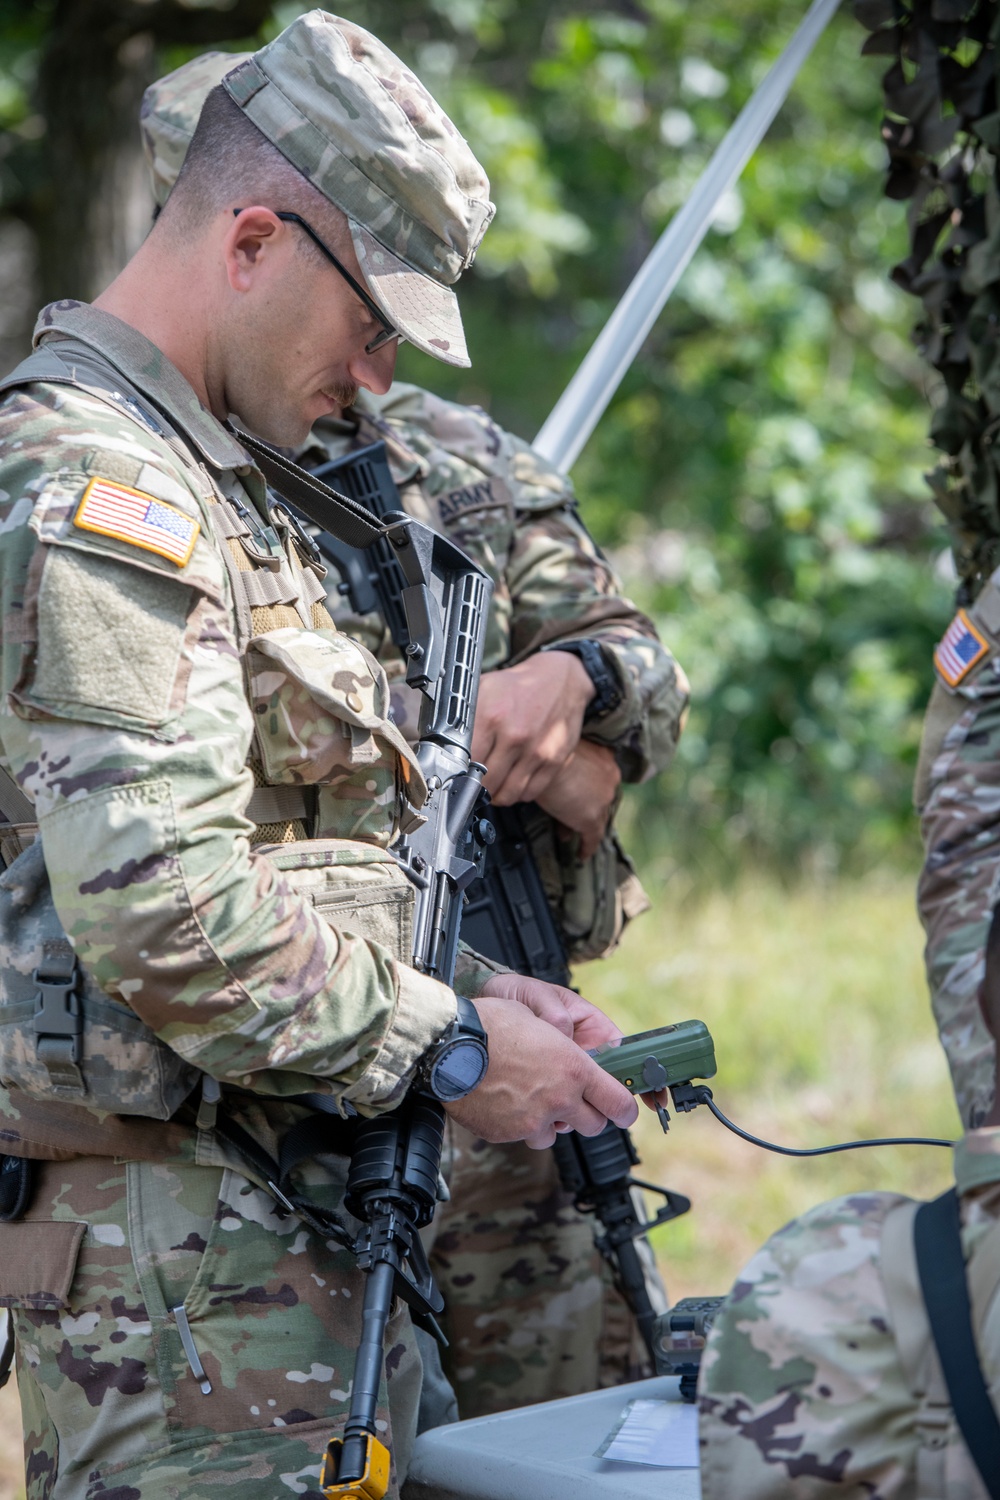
[159,84,350,256]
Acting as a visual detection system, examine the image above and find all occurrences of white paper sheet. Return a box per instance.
[598,1398,700,1469]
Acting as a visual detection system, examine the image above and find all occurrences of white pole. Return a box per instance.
[533,0,843,472]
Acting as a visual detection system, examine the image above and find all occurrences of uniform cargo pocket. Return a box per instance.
[0,1219,85,1309]
[246,625,425,800]
[260,839,415,963]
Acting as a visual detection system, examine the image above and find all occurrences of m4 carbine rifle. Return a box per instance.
[304,440,690,1382]
[326,504,494,1498]
[237,431,494,1499]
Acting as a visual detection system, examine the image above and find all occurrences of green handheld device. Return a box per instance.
[596,1020,952,1156]
[596,1021,717,1094]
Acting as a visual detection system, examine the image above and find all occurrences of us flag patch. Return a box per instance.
[934,609,990,687]
[73,478,199,567]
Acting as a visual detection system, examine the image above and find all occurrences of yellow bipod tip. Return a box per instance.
[321,1434,391,1500]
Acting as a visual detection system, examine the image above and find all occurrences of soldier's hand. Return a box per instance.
[535,739,621,860]
[445,996,638,1148]
[472,651,594,805]
[479,971,623,1052]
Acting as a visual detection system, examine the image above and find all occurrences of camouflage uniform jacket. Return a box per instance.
[916,578,1000,1127]
[300,385,690,960]
[699,1127,1000,1498]
[0,301,498,1173]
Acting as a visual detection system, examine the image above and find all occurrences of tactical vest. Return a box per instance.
[881,1196,1000,1498]
[0,337,420,1125]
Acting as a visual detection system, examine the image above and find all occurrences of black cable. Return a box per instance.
[692,1086,954,1156]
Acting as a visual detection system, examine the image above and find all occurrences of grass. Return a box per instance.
[577,867,960,1301]
[0,867,962,1490]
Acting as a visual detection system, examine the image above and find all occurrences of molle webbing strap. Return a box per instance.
[234,428,390,550]
[914,1188,1000,1498]
[0,767,35,826]
[238,564,298,610]
[246,784,310,825]
[33,938,85,1099]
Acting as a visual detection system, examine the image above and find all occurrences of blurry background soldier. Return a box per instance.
[141,49,690,1421]
[916,588,1000,1131]
[0,13,639,1498]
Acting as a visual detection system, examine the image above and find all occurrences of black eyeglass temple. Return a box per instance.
[230,208,397,346]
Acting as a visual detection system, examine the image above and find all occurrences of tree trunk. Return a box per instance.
[29,0,275,305]
[35,8,156,302]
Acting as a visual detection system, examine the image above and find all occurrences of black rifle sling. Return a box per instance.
[210,1107,355,1252]
[234,428,388,551]
[913,1187,1000,1497]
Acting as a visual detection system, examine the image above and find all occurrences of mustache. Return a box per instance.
[325,381,359,409]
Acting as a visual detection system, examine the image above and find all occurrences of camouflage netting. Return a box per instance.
[856,0,999,602]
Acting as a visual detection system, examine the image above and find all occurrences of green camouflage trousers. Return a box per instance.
[6,1155,421,1500]
[430,1132,654,1418]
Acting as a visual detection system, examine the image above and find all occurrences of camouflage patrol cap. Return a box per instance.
[140,12,494,368]
[141,51,245,212]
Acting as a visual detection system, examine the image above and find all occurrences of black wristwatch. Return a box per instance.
[543,638,625,722]
[420,996,489,1102]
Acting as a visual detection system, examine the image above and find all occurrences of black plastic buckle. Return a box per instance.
[32,963,82,1067]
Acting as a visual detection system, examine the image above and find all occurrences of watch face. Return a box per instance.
[431,1039,489,1101]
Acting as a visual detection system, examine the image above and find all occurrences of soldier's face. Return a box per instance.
[220,207,398,445]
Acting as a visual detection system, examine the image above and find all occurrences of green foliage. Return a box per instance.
[374,0,947,874]
[581,868,960,1296]
[0,0,50,206]
[1,0,952,873]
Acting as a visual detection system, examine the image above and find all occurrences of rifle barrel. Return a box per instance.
[338,1259,397,1478]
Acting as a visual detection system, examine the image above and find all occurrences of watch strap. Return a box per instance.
[455,994,487,1043]
[543,638,624,721]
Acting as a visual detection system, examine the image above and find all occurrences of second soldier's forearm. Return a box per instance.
[506,506,687,779]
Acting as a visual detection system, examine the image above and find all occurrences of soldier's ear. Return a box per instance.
[224,207,286,292]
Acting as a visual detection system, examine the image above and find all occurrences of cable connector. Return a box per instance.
[669,1081,708,1118]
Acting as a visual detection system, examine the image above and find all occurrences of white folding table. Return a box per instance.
[403,1374,701,1500]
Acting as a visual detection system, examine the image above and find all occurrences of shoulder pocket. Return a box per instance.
[11,466,224,738]
[32,459,222,599]
[11,543,200,737]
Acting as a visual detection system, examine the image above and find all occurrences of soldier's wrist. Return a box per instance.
[542,639,625,722]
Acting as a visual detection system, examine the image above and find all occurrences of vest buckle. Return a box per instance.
[31,941,84,1093]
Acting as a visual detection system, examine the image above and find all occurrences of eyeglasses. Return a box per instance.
[232,208,402,355]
